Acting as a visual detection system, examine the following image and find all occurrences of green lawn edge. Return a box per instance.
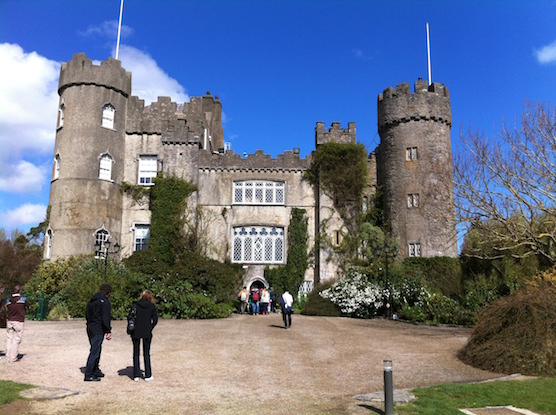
[0,379,35,406]
[397,377,556,415]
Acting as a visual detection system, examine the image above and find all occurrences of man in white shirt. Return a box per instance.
[281,290,294,329]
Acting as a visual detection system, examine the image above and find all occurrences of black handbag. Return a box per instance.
[127,304,137,334]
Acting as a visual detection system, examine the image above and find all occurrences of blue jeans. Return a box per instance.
[133,337,152,378]
[252,301,260,314]
[85,333,104,377]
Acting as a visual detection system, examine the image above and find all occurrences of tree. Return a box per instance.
[0,229,42,288]
[454,101,556,264]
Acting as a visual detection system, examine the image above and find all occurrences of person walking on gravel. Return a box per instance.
[84,284,112,381]
[6,284,29,362]
[128,290,158,382]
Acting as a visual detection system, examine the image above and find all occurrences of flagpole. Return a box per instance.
[115,0,124,60]
[426,22,432,86]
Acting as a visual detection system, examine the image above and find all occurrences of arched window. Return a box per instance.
[101,104,115,129]
[45,229,53,259]
[98,153,114,181]
[94,228,110,254]
[58,103,65,128]
[53,154,61,180]
[232,226,284,264]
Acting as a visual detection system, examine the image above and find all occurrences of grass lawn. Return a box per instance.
[0,379,35,407]
[398,377,556,415]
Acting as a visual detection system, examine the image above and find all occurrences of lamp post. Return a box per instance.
[95,239,120,273]
[375,243,397,319]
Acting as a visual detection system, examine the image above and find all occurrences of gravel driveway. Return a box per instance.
[0,315,501,414]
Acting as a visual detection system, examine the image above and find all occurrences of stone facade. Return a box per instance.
[44,53,457,289]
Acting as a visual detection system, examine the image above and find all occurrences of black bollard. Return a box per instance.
[383,359,394,415]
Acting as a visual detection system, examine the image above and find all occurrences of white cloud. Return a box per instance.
[0,43,59,160]
[118,45,189,105]
[0,203,48,228]
[534,40,556,64]
[0,160,48,193]
[79,21,134,40]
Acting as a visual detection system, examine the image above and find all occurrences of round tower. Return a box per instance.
[46,53,131,260]
[377,79,457,258]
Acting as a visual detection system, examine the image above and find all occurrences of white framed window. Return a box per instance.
[58,103,65,128]
[138,155,158,185]
[98,153,114,181]
[135,225,150,251]
[233,180,285,205]
[406,147,418,161]
[94,229,110,252]
[101,104,115,129]
[408,242,422,257]
[53,154,61,180]
[232,226,284,264]
[407,193,419,208]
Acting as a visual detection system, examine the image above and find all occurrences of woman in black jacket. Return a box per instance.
[129,290,158,382]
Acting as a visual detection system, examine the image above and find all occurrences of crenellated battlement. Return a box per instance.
[198,149,310,172]
[377,79,451,133]
[315,121,356,147]
[58,53,131,96]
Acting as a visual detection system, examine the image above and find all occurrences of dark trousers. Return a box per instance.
[85,333,104,377]
[282,310,292,328]
[133,337,152,378]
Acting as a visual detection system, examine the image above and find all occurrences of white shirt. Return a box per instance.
[282,292,294,307]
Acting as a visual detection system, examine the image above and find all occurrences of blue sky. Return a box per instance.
[1,0,556,236]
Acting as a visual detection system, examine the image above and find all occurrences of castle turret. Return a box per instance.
[45,53,131,260]
[376,79,457,258]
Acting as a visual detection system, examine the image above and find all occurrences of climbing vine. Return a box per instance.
[265,208,309,294]
[120,181,151,205]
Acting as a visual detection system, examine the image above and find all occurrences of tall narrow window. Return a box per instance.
[53,154,61,180]
[45,229,53,259]
[135,225,150,251]
[406,147,418,161]
[99,154,113,181]
[94,229,110,252]
[138,155,158,185]
[101,104,115,129]
[408,242,422,257]
[407,193,419,208]
[58,103,65,128]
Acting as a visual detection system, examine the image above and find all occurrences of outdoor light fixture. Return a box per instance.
[95,238,121,273]
[383,359,394,415]
[375,243,397,319]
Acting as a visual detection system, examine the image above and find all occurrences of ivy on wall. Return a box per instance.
[265,208,309,295]
[149,175,197,265]
[120,181,151,205]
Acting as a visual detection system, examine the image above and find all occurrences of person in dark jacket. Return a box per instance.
[84,284,112,381]
[129,290,158,382]
[5,284,29,362]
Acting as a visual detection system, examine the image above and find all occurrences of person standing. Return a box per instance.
[239,287,249,314]
[281,289,294,329]
[260,288,270,315]
[0,285,6,330]
[5,285,29,362]
[251,289,260,315]
[84,284,112,381]
[129,290,158,382]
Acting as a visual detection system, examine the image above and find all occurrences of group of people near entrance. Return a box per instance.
[239,286,294,329]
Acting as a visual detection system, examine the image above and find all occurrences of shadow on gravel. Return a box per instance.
[117,366,135,379]
[358,404,385,414]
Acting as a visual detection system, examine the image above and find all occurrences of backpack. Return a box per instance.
[252,291,259,301]
[240,291,247,301]
[127,304,137,335]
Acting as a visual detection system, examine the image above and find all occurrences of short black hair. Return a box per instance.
[99,284,112,296]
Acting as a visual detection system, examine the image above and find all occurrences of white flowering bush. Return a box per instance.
[320,268,431,318]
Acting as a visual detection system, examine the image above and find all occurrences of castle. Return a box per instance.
[44,53,457,291]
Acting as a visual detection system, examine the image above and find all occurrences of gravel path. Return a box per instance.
[0,315,501,414]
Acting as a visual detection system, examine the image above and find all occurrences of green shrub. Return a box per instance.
[301,281,343,317]
[459,285,556,376]
[402,257,462,297]
[48,304,70,320]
